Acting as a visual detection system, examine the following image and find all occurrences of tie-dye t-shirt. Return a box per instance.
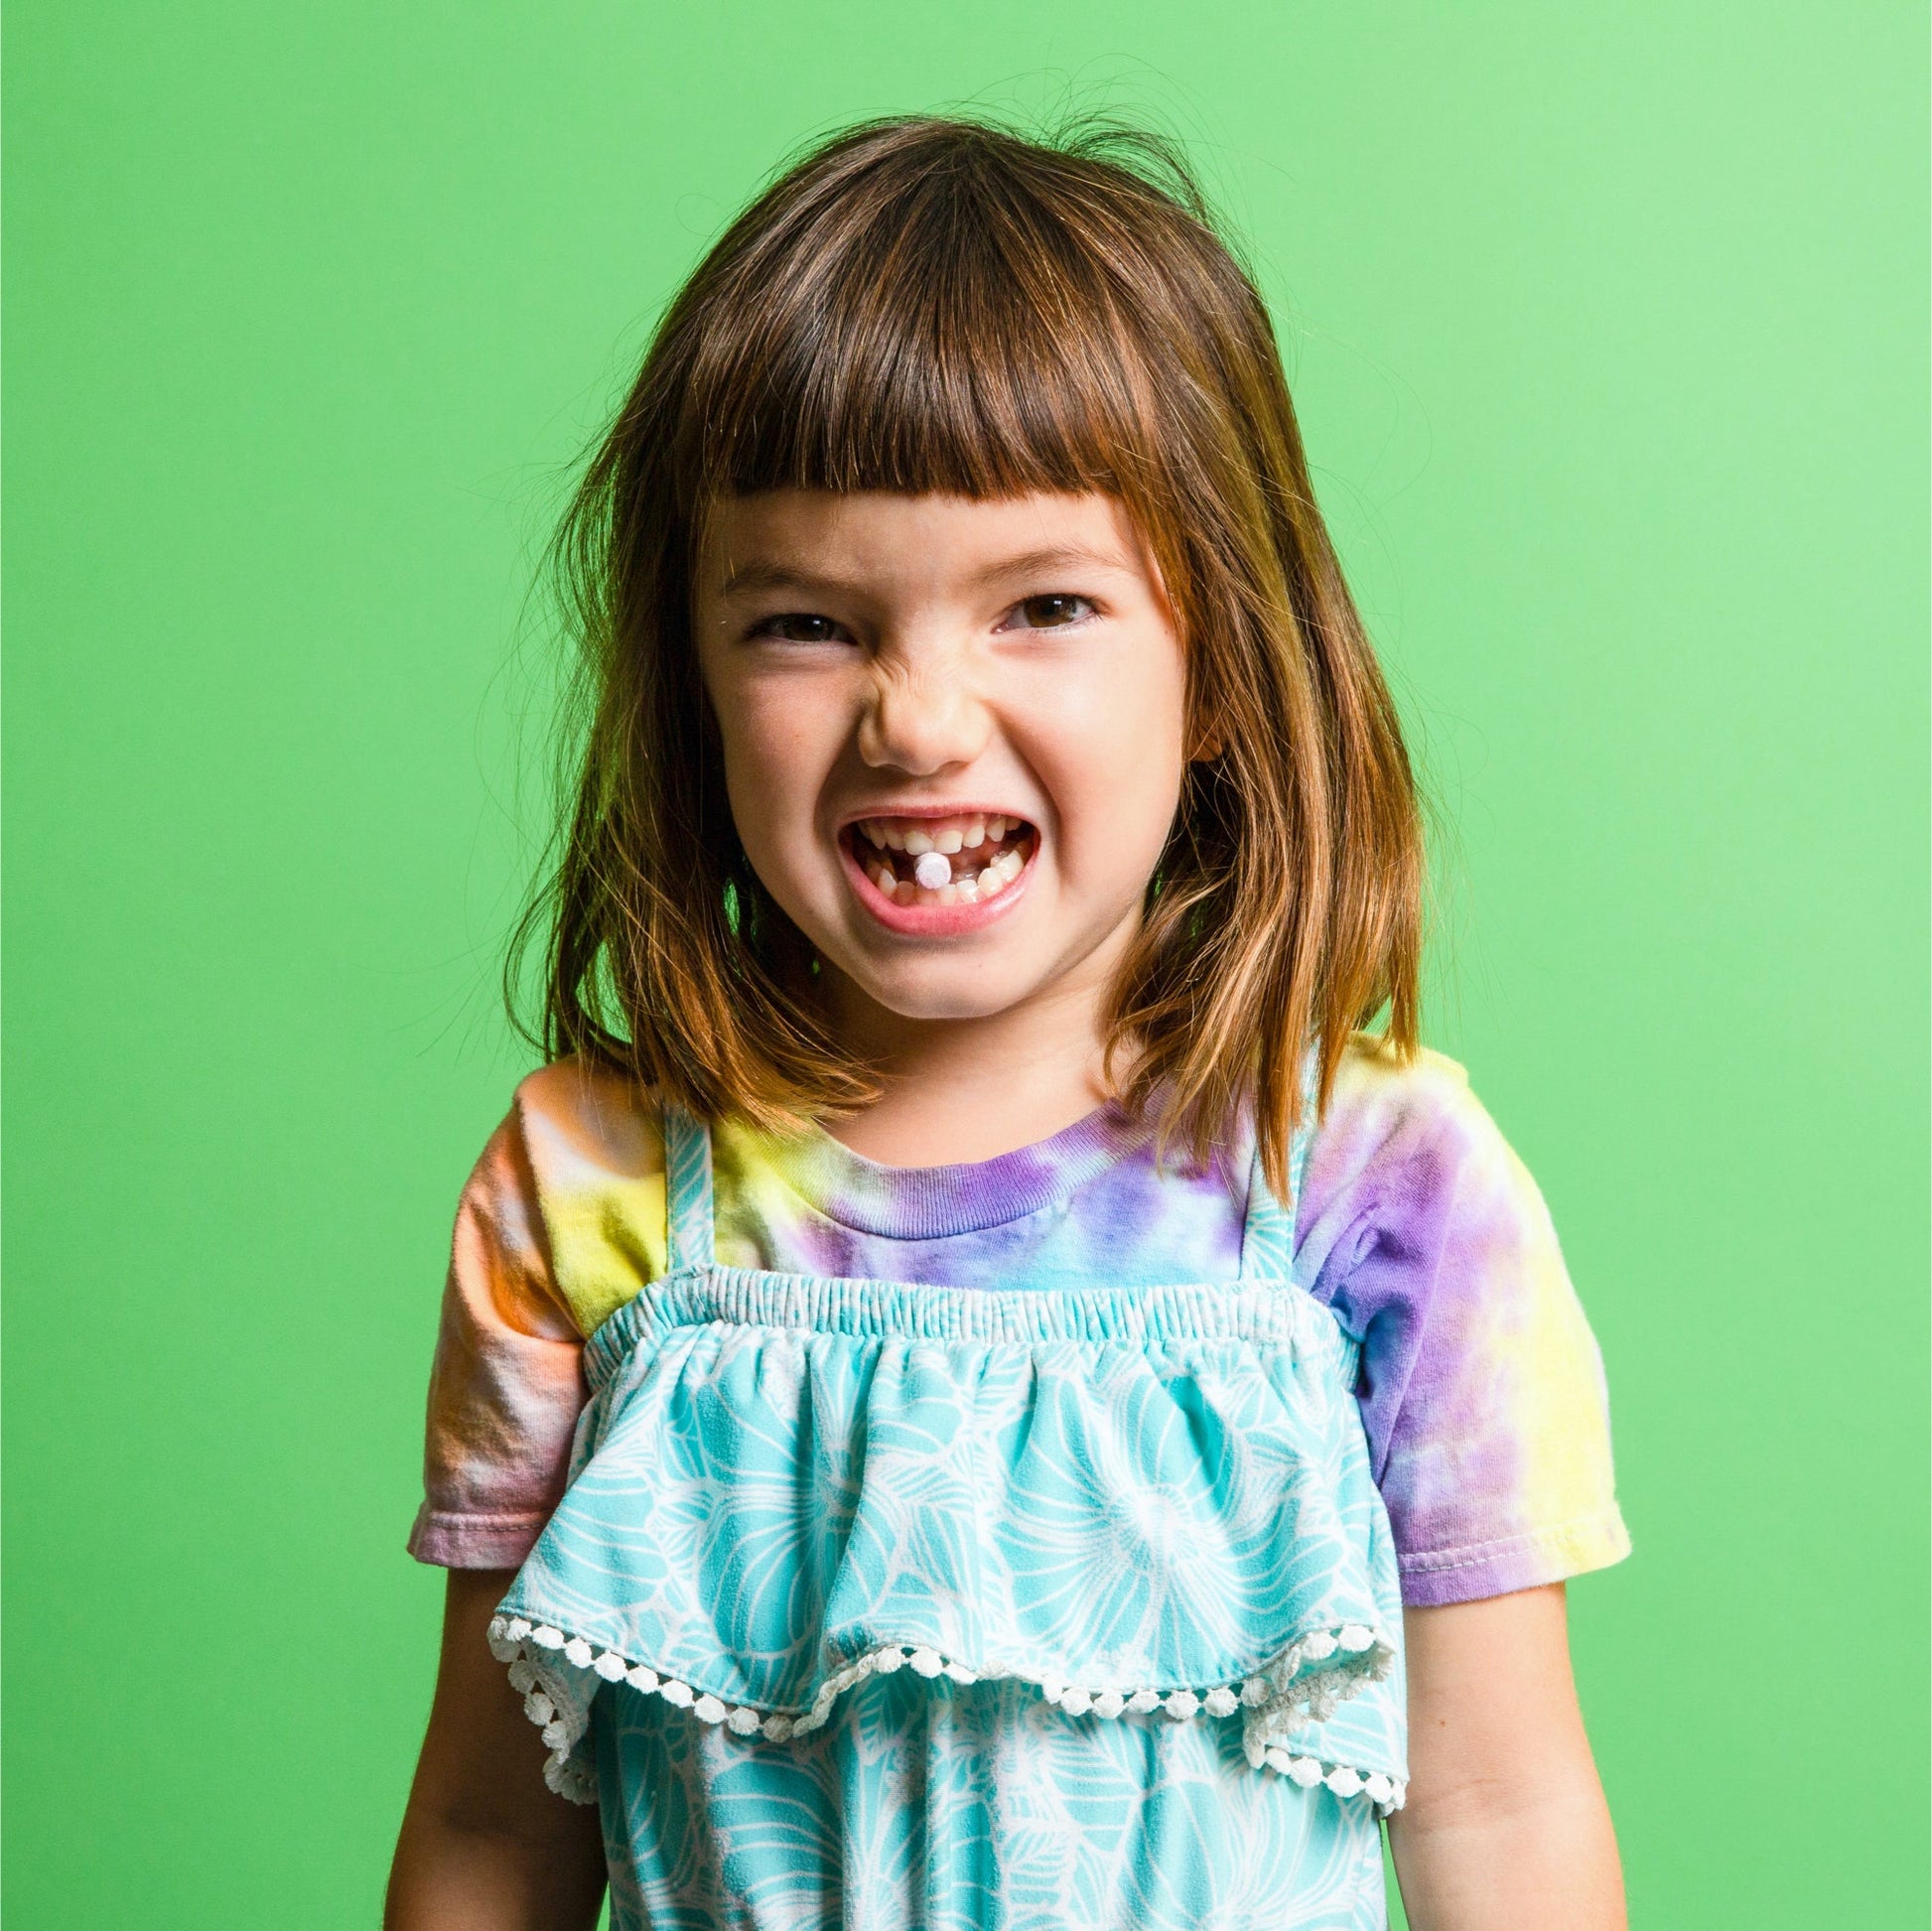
[408,1036,1629,1607]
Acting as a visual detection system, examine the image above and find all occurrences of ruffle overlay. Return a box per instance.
[494,1269,1408,1815]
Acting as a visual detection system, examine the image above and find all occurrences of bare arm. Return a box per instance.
[386,1570,608,1931]
[1388,1585,1624,1931]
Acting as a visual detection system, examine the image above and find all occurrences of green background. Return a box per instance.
[7,2,1926,1923]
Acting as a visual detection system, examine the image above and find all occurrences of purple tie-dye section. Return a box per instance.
[709,1103,1250,1290]
[409,1042,1628,1604]
[1294,1049,1628,1604]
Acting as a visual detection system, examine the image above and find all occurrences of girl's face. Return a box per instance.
[693,490,1190,1031]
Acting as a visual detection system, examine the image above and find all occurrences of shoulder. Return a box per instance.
[506,1057,667,1188]
[1297,1034,1548,1304]
[483,1058,670,1336]
[1311,1034,1511,1200]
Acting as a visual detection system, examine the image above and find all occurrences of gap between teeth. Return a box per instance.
[874,845,1025,903]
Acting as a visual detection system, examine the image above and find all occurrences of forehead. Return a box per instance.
[698,490,1155,600]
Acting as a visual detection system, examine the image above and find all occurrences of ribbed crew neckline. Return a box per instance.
[758,1102,1161,1241]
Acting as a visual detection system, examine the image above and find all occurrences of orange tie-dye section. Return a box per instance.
[408,1061,666,1568]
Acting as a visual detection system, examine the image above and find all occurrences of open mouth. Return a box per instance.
[841,811,1037,909]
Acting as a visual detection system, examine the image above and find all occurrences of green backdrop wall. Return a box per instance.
[7,3,1927,1924]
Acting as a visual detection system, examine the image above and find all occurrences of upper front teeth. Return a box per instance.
[856,813,1026,855]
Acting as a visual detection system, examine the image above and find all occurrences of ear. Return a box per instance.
[1188,713,1226,762]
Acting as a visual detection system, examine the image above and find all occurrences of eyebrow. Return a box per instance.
[966,544,1132,587]
[715,544,1134,601]
[715,559,837,599]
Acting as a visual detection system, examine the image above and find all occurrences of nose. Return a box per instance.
[857,661,992,776]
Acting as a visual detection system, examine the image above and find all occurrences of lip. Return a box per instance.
[836,806,1037,938]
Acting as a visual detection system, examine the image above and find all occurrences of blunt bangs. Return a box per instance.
[662,122,1236,512]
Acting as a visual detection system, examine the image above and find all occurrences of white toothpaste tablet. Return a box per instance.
[912,851,951,892]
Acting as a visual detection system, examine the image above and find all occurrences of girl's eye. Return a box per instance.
[1006,594,1095,631]
[754,612,849,644]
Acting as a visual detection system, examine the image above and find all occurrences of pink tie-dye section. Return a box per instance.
[408,1043,1628,1602]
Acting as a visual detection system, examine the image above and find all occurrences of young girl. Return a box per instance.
[387,117,1630,1930]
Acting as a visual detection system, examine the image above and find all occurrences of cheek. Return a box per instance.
[1053,645,1189,855]
[708,673,847,863]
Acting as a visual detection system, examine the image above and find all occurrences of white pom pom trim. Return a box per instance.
[486,1615,1405,1814]
[1035,1621,1392,1741]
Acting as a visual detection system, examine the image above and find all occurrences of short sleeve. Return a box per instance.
[407,1059,670,1570]
[1296,1039,1631,1607]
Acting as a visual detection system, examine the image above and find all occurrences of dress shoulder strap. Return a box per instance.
[660,1103,716,1274]
[1237,1053,1318,1284]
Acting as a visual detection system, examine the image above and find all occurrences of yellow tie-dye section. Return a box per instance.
[514,1059,669,1335]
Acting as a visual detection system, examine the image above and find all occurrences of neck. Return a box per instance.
[821,962,1122,1169]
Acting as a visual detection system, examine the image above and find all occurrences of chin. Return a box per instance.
[850,963,1038,1024]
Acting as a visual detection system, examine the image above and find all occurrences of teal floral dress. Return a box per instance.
[488,1105,1408,1929]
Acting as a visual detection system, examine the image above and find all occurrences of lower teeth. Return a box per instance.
[868,839,1025,903]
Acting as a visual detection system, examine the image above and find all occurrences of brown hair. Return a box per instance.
[517,114,1422,1194]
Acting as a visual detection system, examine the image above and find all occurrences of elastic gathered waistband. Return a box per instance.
[584,1265,1348,1390]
